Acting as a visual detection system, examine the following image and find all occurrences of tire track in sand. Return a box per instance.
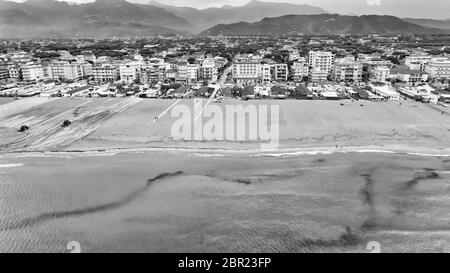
[0,98,142,152]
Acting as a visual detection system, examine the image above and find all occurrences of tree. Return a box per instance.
[187,57,196,64]
[362,65,370,83]
[386,56,400,65]
[139,48,154,58]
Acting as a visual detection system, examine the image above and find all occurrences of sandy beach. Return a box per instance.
[0,97,449,155]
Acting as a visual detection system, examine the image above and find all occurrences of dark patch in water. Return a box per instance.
[296,227,360,249]
[204,174,253,185]
[1,171,185,231]
[232,179,252,185]
[392,169,441,216]
[209,169,304,185]
[360,174,375,210]
[359,173,377,231]
[402,169,440,190]
[147,171,184,185]
[314,158,326,163]
[358,168,443,231]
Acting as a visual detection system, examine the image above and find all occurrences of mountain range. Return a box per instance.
[200,14,448,36]
[403,18,450,30]
[150,0,328,33]
[0,0,448,38]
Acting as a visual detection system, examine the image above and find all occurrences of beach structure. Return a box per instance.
[369,82,400,100]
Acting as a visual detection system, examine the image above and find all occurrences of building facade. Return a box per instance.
[333,61,363,82]
[48,61,84,81]
[92,64,119,83]
[119,62,141,84]
[405,54,432,71]
[270,64,288,82]
[0,64,9,81]
[310,69,328,82]
[425,58,450,80]
[374,66,391,82]
[290,58,309,82]
[21,63,45,82]
[308,51,334,73]
[200,58,218,82]
[232,56,262,84]
[186,64,200,84]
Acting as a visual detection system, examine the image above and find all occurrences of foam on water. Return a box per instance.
[0,163,23,168]
[1,145,450,160]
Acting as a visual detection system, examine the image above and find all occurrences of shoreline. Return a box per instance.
[1,143,450,159]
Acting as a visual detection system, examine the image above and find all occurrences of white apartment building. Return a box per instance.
[21,63,45,81]
[374,66,391,82]
[310,69,328,82]
[232,57,262,84]
[271,63,288,82]
[308,51,334,73]
[80,63,93,77]
[176,62,188,81]
[0,65,8,81]
[425,58,450,80]
[92,64,119,83]
[260,64,272,83]
[119,62,141,84]
[333,60,363,82]
[200,58,218,82]
[140,58,168,84]
[48,61,84,80]
[405,54,432,71]
[232,55,289,84]
[7,64,20,79]
[140,66,165,85]
[290,58,309,82]
[186,64,200,83]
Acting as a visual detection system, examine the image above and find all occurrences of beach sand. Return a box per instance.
[0,97,448,154]
[0,98,15,106]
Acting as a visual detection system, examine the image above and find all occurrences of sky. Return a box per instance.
[11,0,450,19]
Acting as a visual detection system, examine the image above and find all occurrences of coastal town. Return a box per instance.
[0,35,449,105]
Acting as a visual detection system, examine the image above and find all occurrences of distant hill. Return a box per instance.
[149,0,328,33]
[403,18,450,30]
[200,14,448,36]
[0,0,189,38]
[0,0,448,39]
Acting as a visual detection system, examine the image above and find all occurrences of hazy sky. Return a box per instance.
[11,0,450,19]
